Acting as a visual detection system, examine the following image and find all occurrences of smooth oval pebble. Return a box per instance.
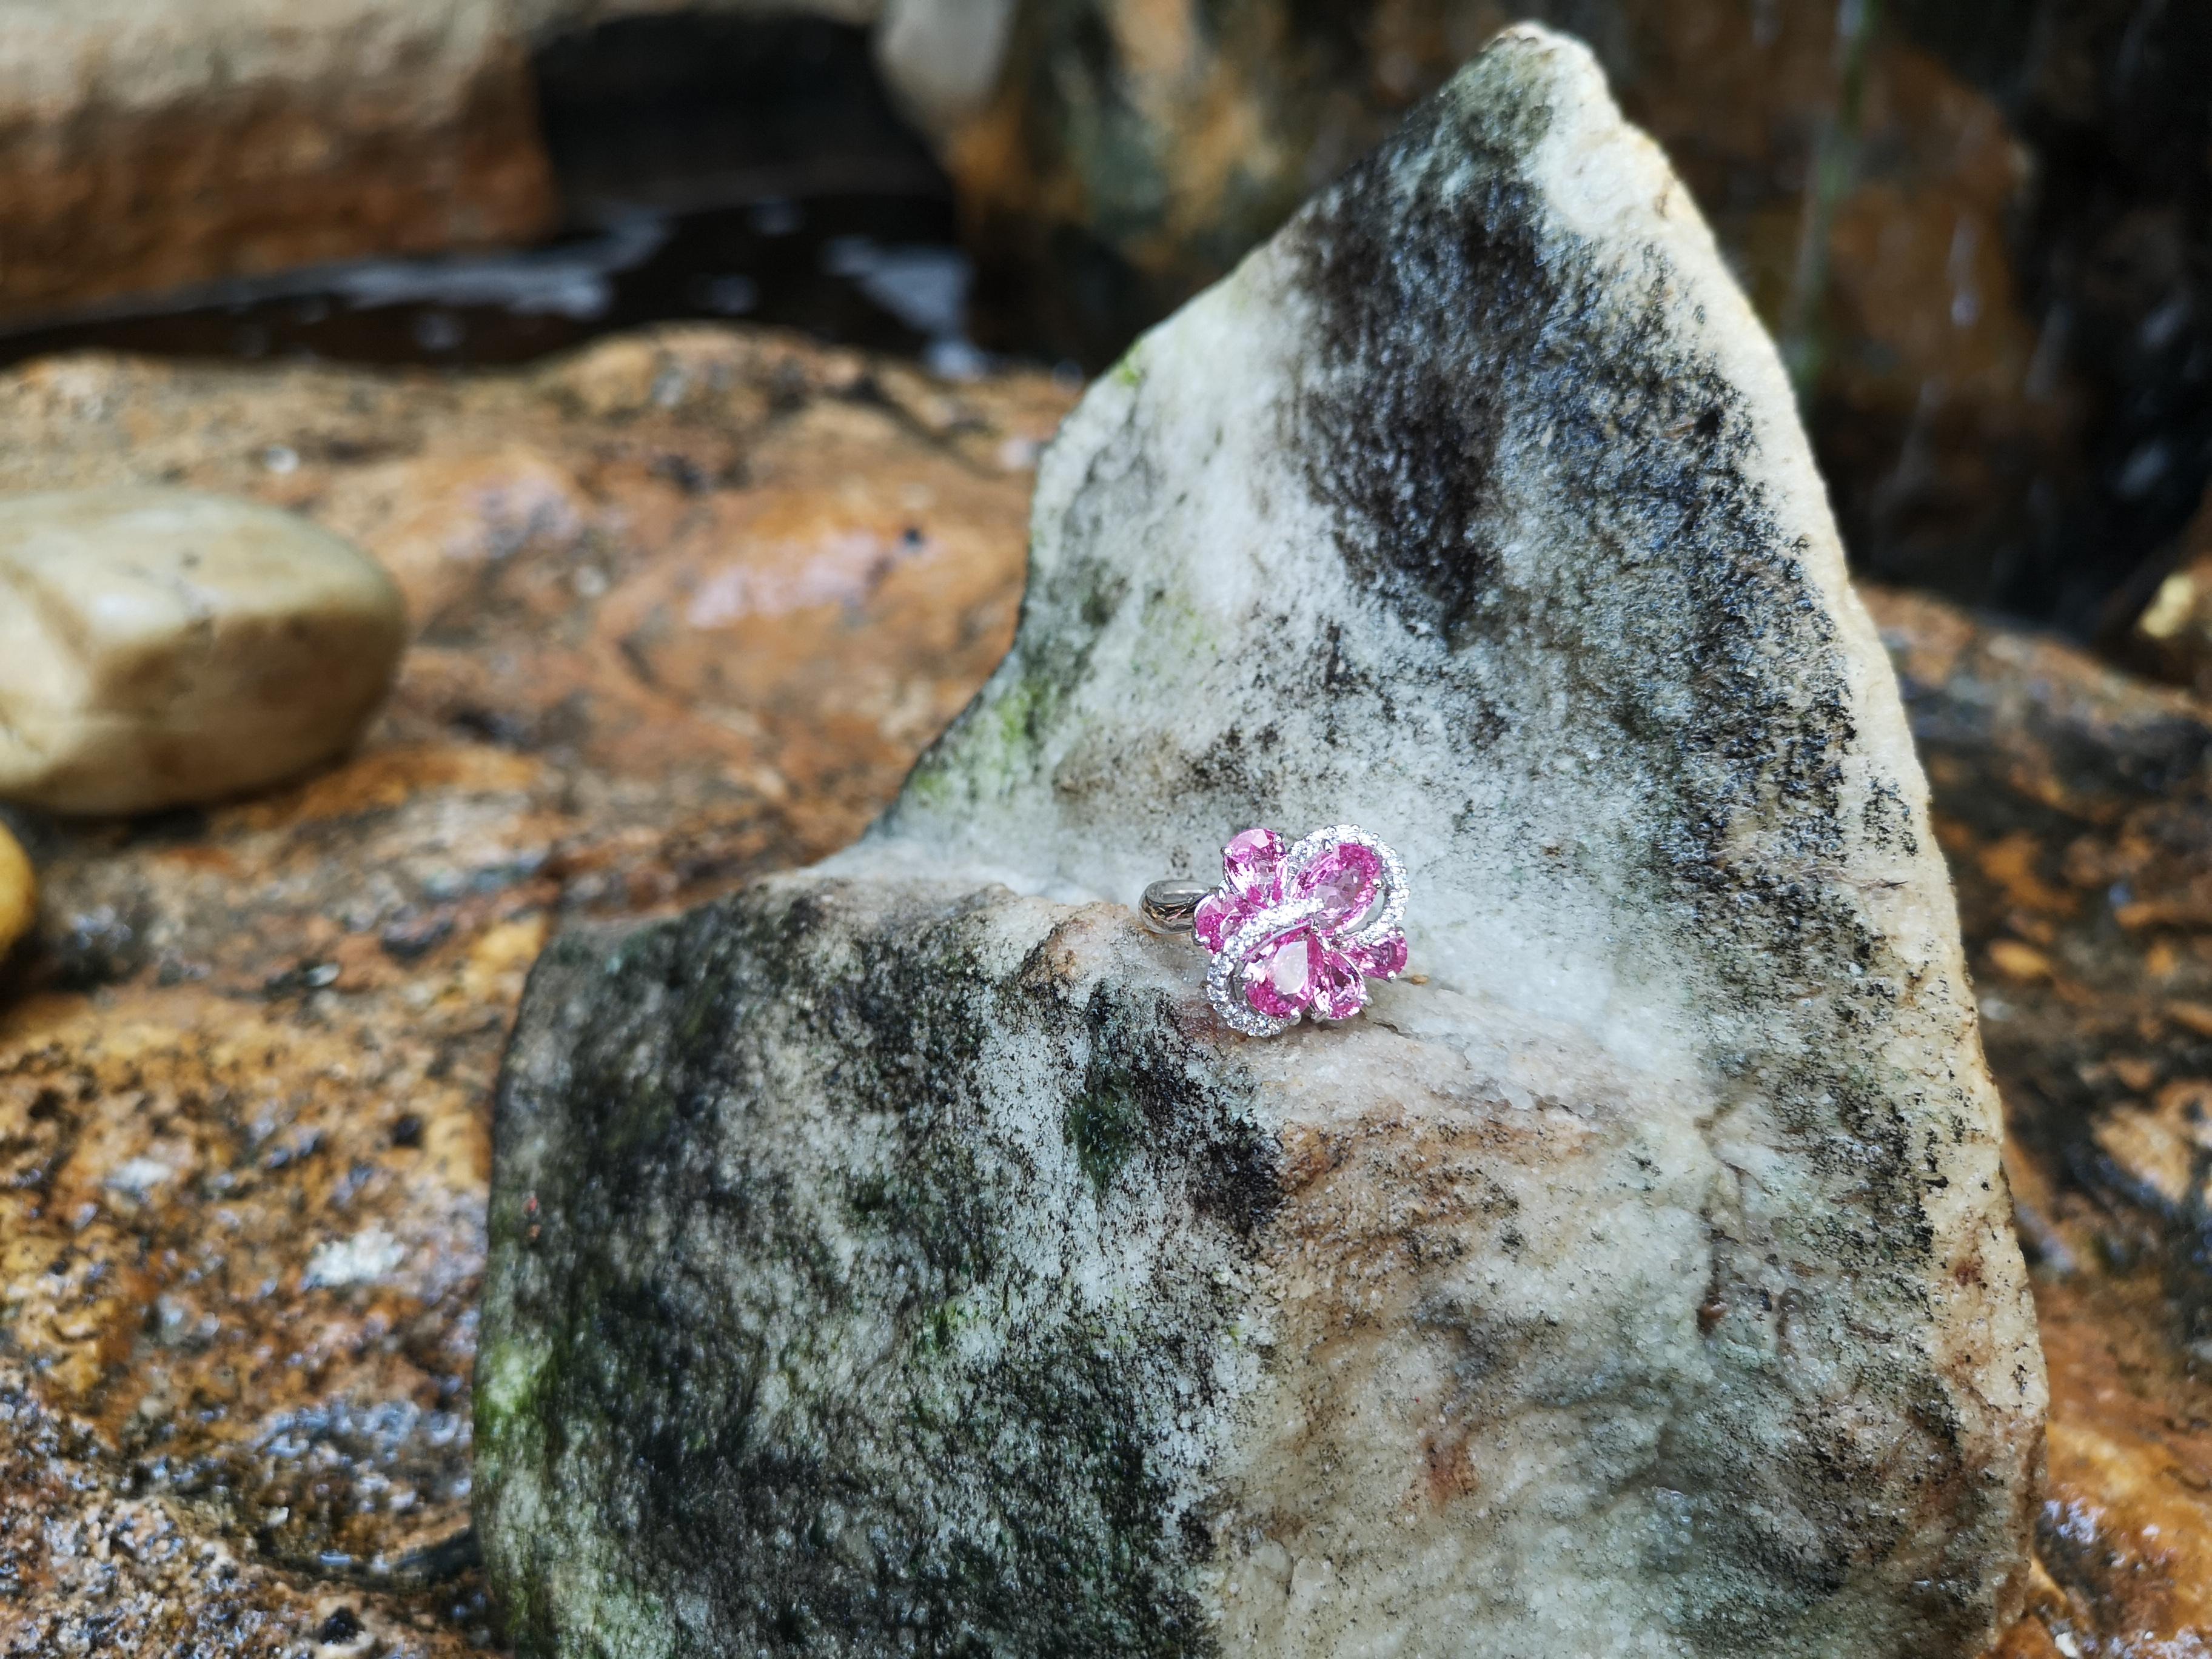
[0,820,32,957]
[0,487,406,814]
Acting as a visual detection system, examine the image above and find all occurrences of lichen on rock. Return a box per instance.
[479,25,2043,1657]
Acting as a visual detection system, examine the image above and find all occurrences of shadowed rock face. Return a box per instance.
[480,27,2042,1657]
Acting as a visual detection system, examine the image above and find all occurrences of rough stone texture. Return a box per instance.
[0,824,30,960]
[0,488,406,815]
[0,328,1063,1656]
[481,33,2040,1657]
[0,0,558,325]
[950,0,2211,630]
[0,333,2202,1655]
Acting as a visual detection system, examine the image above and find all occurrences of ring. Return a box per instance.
[1142,825,1410,1036]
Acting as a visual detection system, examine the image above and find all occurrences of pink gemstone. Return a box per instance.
[1348,931,1409,979]
[1193,890,1245,953]
[1244,928,1321,1019]
[1313,949,1370,1019]
[1221,828,1285,902]
[1292,842,1383,926]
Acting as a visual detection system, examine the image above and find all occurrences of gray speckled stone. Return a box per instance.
[477,25,2043,1658]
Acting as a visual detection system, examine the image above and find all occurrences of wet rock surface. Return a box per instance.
[1866,585,2212,1659]
[481,33,2038,1655]
[0,327,1062,1655]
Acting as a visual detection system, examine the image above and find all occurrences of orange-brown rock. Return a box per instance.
[0,0,556,324]
[0,327,1070,1654]
[1868,583,2212,1657]
[2033,1274,2212,1654]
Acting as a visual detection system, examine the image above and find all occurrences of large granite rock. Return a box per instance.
[479,30,2043,1657]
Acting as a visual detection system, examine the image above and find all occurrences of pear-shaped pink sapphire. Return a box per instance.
[1292,842,1384,927]
[1185,824,1409,1035]
[1192,889,1241,953]
[1221,827,1285,900]
[1245,928,1322,1019]
[1347,930,1409,979]
[1313,948,1370,1019]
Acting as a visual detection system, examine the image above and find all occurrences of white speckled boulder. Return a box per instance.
[478,26,2043,1658]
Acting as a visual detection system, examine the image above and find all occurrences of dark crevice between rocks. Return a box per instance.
[534,12,947,220]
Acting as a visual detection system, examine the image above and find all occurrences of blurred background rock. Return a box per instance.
[1,0,2205,663]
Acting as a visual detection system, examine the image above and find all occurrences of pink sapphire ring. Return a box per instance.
[1141,825,1410,1037]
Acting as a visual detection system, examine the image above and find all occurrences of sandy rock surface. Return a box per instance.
[481,32,2036,1656]
[0,488,406,815]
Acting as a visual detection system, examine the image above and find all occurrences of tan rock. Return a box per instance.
[2130,486,2212,700]
[0,822,32,957]
[0,0,555,323]
[0,488,406,814]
